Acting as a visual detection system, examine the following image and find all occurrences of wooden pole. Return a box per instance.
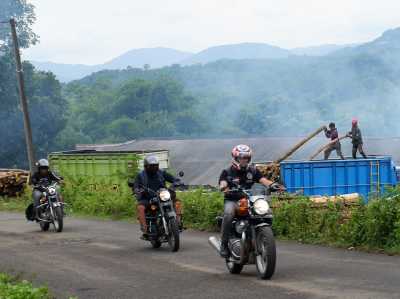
[9,18,35,173]
[309,136,349,160]
[274,126,326,163]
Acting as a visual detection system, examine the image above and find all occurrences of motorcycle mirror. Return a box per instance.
[127,179,135,187]
[178,171,185,177]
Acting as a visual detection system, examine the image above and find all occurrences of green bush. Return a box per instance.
[272,189,400,252]
[178,190,223,230]
[0,273,50,299]
[61,177,135,220]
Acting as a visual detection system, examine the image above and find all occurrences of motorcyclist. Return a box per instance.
[30,159,62,219]
[218,144,282,258]
[132,155,183,239]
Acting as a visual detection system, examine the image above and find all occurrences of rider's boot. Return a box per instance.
[34,207,40,222]
[220,241,229,258]
[174,200,184,231]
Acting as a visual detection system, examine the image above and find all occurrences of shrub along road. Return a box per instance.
[0,211,399,299]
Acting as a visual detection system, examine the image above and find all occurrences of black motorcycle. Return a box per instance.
[26,181,64,233]
[141,186,181,251]
[209,184,279,279]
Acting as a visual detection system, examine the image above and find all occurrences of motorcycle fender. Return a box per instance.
[255,223,270,229]
[240,231,248,265]
[162,217,169,234]
[167,211,176,219]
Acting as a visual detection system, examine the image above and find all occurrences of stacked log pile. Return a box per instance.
[0,169,30,197]
[271,193,361,222]
[256,163,281,181]
[271,192,360,207]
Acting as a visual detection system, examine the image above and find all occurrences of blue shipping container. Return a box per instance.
[280,156,398,200]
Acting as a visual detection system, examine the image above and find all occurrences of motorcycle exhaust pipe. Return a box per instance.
[208,236,221,253]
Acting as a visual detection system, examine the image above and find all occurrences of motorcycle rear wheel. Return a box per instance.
[167,218,180,252]
[255,226,276,280]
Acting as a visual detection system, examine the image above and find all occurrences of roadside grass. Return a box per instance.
[0,192,30,212]
[0,272,51,299]
[2,181,400,254]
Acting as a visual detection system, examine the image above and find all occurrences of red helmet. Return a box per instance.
[352,118,358,126]
[231,144,252,170]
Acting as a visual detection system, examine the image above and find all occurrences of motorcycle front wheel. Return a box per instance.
[255,226,276,280]
[167,218,180,252]
[40,221,50,231]
[52,206,64,233]
[151,240,162,248]
[226,259,243,274]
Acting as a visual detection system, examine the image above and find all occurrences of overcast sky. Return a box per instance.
[23,0,400,65]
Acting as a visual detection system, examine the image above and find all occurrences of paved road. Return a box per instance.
[0,212,399,299]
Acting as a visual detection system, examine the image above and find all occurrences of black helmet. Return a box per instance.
[329,122,335,129]
[144,155,159,175]
[37,159,49,168]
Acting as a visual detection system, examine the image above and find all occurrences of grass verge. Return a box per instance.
[0,272,51,299]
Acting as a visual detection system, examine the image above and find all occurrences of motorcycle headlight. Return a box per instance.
[159,190,171,202]
[253,199,270,215]
[48,187,56,195]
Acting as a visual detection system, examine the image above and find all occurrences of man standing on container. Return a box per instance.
[347,119,367,159]
[324,122,345,160]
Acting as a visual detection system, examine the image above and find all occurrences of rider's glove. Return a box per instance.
[173,180,183,187]
[269,182,284,192]
[34,185,46,192]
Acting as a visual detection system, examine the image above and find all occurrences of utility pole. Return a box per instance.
[9,18,35,173]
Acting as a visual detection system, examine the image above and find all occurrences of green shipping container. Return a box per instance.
[48,150,169,192]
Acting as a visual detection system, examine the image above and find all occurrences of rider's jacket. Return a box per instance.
[133,170,178,201]
[218,166,262,201]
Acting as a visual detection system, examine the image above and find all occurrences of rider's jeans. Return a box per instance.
[32,190,42,209]
[221,200,238,245]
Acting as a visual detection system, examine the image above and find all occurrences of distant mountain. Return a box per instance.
[30,41,364,82]
[180,43,291,65]
[31,61,97,83]
[31,47,193,82]
[336,28,400,56]
[102,47,192,69]
[291,44,355,56]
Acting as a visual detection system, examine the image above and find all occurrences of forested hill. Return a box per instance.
[65,27,400,143]
[3,0,400,169]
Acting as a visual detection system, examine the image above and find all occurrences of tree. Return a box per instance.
[0,0,39,49]
[0,0,67,168]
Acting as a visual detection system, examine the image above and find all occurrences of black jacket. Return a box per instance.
[219,166,263,200]
[133,170,179,201]
[30,171,61,187]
